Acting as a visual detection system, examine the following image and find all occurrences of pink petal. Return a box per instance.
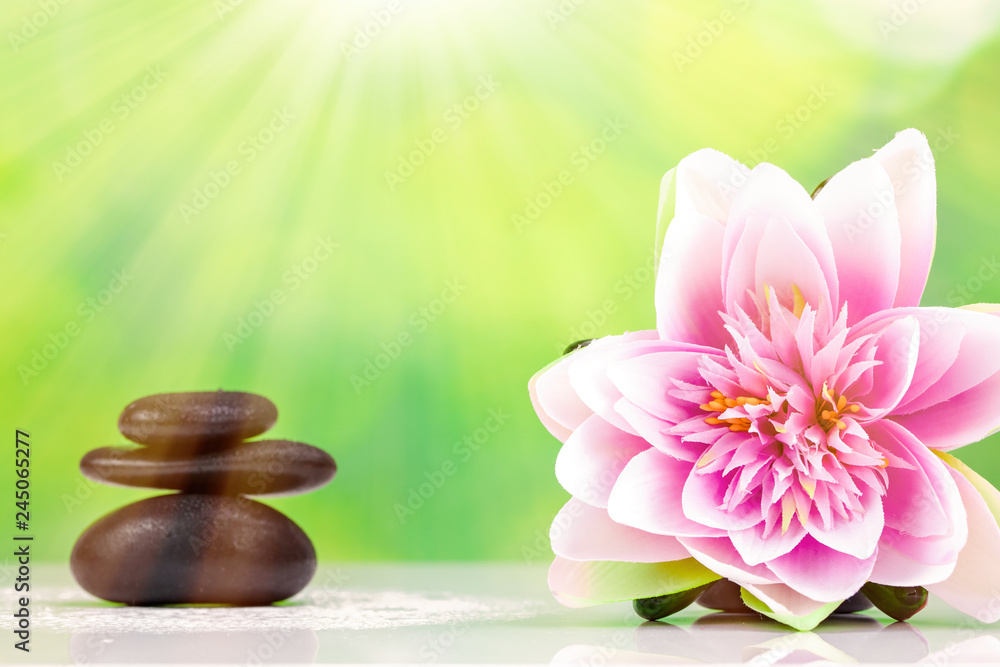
[872,129,936,308]
[927,453,1000,623]
[607,449,724,537]
[730,517,806,566]
[550,498,691,563]
[673,148,749,223]
[613,398,705,462]
[722,164,838,323]
[656,212,730,349]
[869,420,966,541]
[678,536,780,586]
[869,535,956,587]
[855,307,1000,449]
[851,316,919,418]
[682,467,763,531]
[556,415,649,508]
[766,534,876,603]
[529,355,592,443]
[741,581,838,618]
[566,332,678,436]
[815,158,901,325]
[607,349,716,424]
[806,486,884,560]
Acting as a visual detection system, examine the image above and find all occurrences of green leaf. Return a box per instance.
[934,450,1000,523]
[653,167,677,279]
[740,588,840,632]
[550,556,720,607]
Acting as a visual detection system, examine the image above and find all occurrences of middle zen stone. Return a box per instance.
[81,440,337,496]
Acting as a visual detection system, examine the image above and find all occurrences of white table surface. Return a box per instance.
[4,563,1000,665]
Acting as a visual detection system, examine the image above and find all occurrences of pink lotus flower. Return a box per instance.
[529,129,1000,630]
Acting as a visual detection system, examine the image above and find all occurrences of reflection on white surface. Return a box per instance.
[68,629,319,664]
[7,565,1000,665]
[554,614,932,664]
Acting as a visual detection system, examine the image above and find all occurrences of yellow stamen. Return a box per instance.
[816,385,860,432]
[701,390,770,431]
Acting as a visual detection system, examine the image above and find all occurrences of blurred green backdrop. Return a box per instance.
[3,0,1000,563]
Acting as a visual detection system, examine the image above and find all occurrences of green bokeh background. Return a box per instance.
[3,0,1000,563]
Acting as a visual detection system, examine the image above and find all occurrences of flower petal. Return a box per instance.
[871,129,936,308]
[869,535,956,587]
[529,355,592,443]
[682,467,763,532]
[869,419,966,541]
[607,449,724,537]
[555,415,649,508]
[677,535,780,586]
[655,211,729,349]
[766,534,876,603]
[722,164,838,324]
[608,349,716,424]
[653,152,752,349]
[567,332,681,436]
[854,307,1000,449]
[673,148,749,224]
[730,517,806,566]
[806,486,884,560]
[927,451,1000,623]
[851,315,919,418]
[548,556,719,608]
[740,587,840,632]
[550,498,691,563]
[815,157,901,325]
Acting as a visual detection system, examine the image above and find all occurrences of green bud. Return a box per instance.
[633,583,712,622]
[861,582,928,621]
[563,339,594,355]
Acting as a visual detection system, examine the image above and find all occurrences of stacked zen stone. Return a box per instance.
[70,391,336,606]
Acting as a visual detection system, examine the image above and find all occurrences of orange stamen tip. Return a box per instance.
[837,420,847,430]
[849,405,860,413]
[711,391,724,399]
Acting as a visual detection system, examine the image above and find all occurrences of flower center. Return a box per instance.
[699,390,770,432]
[816,383,860,431]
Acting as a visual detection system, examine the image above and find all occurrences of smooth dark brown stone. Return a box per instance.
[80,440,336,496]
[834,590,874,614]
[697,579,753,612]
[118,391,277,450]
[71,494,315,605]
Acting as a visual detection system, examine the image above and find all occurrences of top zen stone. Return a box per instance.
[118,391,277,449]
